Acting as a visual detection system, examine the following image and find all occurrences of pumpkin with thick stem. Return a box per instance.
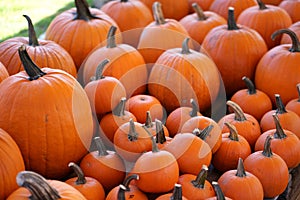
[45,0,121,68]
[260,94,300,138]
[244,135,289,198]
[0,45,94,179]
[155,184,188,200]
[237,0,292,49]
[218,100,261,149]
[202,7,267,97]
[143,112,169,137]
[106,174,148,200]
[0,62,9,84]
[286,83,300,117]
[255,29,300,106]
[212,122,251,172]
[255,113,300,168]
[80,137,126,192]
[180,3,226,46]
[178,165,215,200]
[279,0,300,23]
[65,162,105,200]
[154,119,173,150]
[0,15,77,77]
[7,171,87,200]
[218,158,264,200]
[206,182,233,200]
[130,126,179,193]
[230,76,272,121]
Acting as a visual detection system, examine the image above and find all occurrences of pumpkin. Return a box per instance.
[130,127,179,193]
[45,0,121,69]
[261,0,282,5]
[286,83,300,117]
[218,100,262,149]
[202,7,268,97]
[180,3,226,46]
[178,165,215,200]
[166,98,202,137]
[237,0,292,49]
[7,171,87,200]
[209,0,257,20]
[188,0,215,12]
[230,76,273,121]
[218,158,264,200]
[125,94,165,124]
[80,25,148,97]
[279,0,300,23]
[101,0,153,47]
[84,59,126,116]
[0,45,94,179]
[281,21,300,44]
[212,122,252,172]
[113,119,152,162]
[138,0,189,20]
[260,94,300,139]
[255,113,300,168]
[154,119,173,150]
[205,182,233,200]
[65,162,105,200]
[244,135,290,198]
[0,15,77,77]
[80,137,126,192]
[106,174,148,200]
[148,37,221,114]
[143,111,169,137]
[155,184,188,200]
[0,62,9,84]
[0,128,25,200]
[137,2,191,73]
[254,29,300,106]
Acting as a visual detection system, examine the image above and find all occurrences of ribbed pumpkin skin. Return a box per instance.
[237,4,292,49]
[45,8,121,68]
[0,68,94,179]
[0,62,9,84]
[279,0,300,23]
[0,38,77,77]
[201,25,268,97]
[0,128,25,200]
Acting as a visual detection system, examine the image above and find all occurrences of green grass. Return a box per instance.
[0,0,94,42]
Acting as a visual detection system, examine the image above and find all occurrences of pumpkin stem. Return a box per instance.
[171,184,184,200]
[242,76,256,94]
[16,171,61,200]
[192,3,207,20]
[68,162,87,185]
[181,38,191,54]
[193,125,214,141]
[128,119,138,141]
[271,29,300,52]
[18,45,46,81]
[23,15,39,47]
[155,119,167,144]
[257,0,268,10]
[225,122,239,141]
[189,98,200,117]
[144,111,153,128]
[107,26,117,48]
[212,181,226,200]
[272,113,287,139]
[90,59,110,81]
[235,158,247,177]
[191,165,208,189]
[262,135,274,157]
[142,125,160,153]
[117,184,127,200]
[153,1,166,25]
[275,94,287,114]
[297,83,300,102]
[94,137,109,156]
[122,174,139,191]
[227,100,247,121]
[74,0,100,21]
[113,97,127,117]
[121,0,128,2]
[227,7,239,30]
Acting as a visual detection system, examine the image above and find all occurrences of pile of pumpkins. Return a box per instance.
[0,0,300,199]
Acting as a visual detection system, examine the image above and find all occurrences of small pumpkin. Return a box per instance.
[281,21,300,44]
[144,111,169,137]
[155,184,188,200]
[279,0,300,23]
[286,83,300,117]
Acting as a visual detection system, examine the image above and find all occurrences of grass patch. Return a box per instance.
[0,0,94,42]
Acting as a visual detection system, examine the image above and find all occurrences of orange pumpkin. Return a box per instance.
[45,0,121,69]
[279,0,300,23]
[237,0,292,49]
[261,0,282,5]
[0,15,77,77]
[155,184,188,200]
[0,45,94,179]
[202,7,268,97]
[281,21,300,44]
[143,111,169,137]
[206,182,233,200]
[0,62,9,84]
[188,0,215,11]
[286,83,300,117]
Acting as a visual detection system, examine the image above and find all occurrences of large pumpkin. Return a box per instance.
[0,45,94,179]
